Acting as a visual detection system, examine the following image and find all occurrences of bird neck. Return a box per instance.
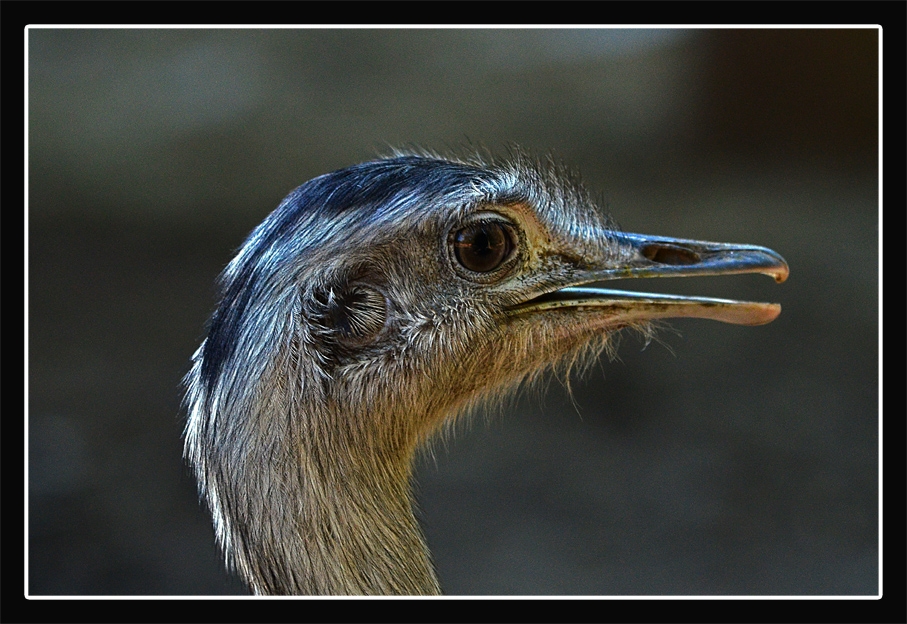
[237,438,441,596]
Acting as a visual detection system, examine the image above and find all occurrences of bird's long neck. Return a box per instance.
[232,429,440,596]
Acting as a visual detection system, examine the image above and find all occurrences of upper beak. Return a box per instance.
[509,231,790,326]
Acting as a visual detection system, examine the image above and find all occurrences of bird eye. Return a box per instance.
[452,221,516,274]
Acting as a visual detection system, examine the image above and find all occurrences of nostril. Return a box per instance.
[641,244,701,265]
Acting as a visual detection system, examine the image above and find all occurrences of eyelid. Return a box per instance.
[462,211,513,226]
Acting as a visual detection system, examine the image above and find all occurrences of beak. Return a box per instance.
[509,231,790,326]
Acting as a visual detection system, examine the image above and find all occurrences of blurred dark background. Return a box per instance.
[28,28,878,595]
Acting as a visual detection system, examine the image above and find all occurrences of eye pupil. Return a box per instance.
[454,222,514,273]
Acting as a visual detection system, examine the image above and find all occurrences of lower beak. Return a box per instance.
[509,232,790,326]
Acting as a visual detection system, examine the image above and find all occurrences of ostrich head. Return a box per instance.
[183,153,788,595]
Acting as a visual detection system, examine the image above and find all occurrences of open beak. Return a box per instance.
[509,232,789,326]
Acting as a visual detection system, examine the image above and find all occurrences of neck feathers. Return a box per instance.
[186,350,440,595]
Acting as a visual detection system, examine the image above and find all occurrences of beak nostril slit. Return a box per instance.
[641,244,701,266]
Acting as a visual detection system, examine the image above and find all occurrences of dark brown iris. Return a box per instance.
[453,221,514,273]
